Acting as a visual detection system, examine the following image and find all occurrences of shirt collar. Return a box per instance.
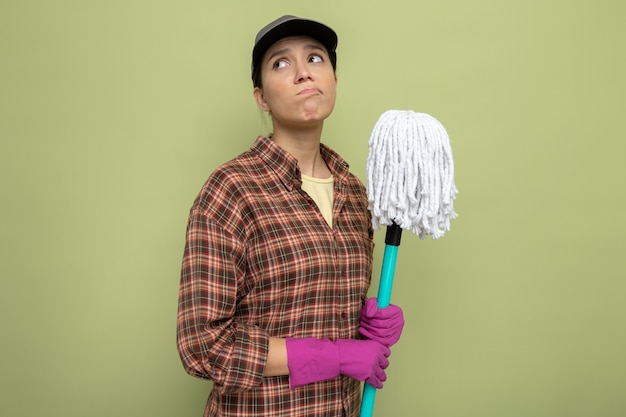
[252,136,351,191]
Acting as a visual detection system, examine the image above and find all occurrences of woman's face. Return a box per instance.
[254,36,337,129]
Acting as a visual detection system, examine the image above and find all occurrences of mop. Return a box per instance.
[360,110,458,417]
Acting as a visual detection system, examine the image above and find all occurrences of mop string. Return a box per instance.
[366,110,458,240]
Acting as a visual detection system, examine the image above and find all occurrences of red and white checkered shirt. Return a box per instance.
[177,136,374,417]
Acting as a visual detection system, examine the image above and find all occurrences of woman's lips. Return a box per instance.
[298,88,320,95]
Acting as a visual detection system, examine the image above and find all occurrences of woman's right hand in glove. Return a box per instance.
[286,337,391,389]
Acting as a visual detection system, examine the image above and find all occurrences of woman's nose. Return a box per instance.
[294,63,313,83]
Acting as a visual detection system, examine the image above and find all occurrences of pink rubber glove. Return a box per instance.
[359,298,405,347]
[286,338,391,389]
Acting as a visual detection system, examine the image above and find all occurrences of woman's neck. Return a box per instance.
[271,125,331,178]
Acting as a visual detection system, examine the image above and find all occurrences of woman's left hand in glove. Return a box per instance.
[358,297,405,347]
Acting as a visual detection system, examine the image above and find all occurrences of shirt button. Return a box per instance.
[340,312,347,319]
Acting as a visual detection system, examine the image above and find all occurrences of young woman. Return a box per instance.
[177,15,404,417]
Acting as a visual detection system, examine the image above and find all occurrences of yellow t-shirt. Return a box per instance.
[301,174,334,227]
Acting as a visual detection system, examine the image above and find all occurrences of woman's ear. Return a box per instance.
[253,87,270,112]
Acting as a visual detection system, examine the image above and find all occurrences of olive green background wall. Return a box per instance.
[2,1,625,416]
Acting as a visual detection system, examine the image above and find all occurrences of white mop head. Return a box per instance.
[366,110,458,239]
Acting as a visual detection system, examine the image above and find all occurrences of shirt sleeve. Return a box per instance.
[176,207,269,394]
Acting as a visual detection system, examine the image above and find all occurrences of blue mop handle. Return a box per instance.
[360,223,402,417]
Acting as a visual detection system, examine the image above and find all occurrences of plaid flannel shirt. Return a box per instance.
[177,136,374,417]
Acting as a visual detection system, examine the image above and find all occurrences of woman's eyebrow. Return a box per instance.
[265,44,326,64]
[304,44,325,52]
[265,47,290,64]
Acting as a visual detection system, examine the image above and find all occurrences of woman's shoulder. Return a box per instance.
[197,151,255,193]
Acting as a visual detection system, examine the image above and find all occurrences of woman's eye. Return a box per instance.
[310,55,324,63]
[273,59,288,70]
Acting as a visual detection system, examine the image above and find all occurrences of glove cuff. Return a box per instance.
[286,338,340,389]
